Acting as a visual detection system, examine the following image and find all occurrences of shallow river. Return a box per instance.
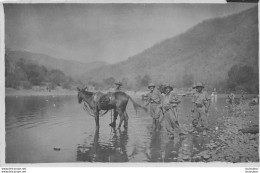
[5,94,238,163]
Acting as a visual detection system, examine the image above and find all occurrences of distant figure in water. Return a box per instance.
[230,92,235,104]
[240,91,245,105]
[211,88,217,102]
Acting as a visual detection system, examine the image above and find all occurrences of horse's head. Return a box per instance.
[77,87,93,104]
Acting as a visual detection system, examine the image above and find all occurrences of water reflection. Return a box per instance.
[163,137,181,162]
[76,128,129,162]
[145,131,163,162]
[5,96,72,132]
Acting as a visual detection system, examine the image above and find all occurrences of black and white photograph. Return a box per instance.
[2,2,259,165]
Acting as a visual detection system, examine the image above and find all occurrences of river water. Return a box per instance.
[5,94,243,163]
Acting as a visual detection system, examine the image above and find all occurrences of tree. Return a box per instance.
[228,65,255,85]
[134,74,152,90]
[121,77,130,89]
[135,75,143,89]
[5,55,75,89]
[227,65,258,93]
[24,64,47,85]
[141,74,152,87]
[103,77,116,88]
[47,69,67,86]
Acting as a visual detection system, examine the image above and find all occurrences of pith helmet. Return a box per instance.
[165,85,173,91]
[195,82,204,88]
[148,83,155,88]
[115,81,122,86]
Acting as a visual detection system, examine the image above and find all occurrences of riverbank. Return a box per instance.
[194,99,259,162]
[5,88,148,97]
[5,88,77,96]
[5,88,257,101]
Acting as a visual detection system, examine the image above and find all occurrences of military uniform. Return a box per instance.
[192,90,211,130]
[145,83,162,130]
[162,90,181,139]
[146,89,161,119]
[114,87,121,92]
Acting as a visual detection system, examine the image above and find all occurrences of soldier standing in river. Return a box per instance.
[162,85,181,140]
[109,81,124,128]
[191,84,197,96]
[114,81,122,92]
[191,82,211,136]
[145,83,162,131]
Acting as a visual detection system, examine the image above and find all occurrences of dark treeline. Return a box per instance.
[5,56,75,90]
[92,64,258,93]
[181,64,258,94]
[224,64,258,93]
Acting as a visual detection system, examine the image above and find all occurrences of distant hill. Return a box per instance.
[82,6,258,87]
[5,49,108,79]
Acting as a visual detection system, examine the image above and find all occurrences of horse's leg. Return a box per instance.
[95,111,100,129]
[117,110,124,129]
[109,108,118,128]
[124,111,129,129]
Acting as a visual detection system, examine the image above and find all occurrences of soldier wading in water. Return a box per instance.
[110,81,126,127]
[191,82,211,136]
[114,81,122,92]
[161,85,181,140]
[145,83,162,131]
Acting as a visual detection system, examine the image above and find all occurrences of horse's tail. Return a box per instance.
[129,96,147,114]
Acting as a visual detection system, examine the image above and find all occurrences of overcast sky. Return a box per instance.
[4,3,256,64]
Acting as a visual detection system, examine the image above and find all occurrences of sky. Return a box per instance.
[4,3,256,64]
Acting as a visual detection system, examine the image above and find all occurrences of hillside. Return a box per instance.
[5,53,76,90]
[5,49,108,79]
[82,6,258,87]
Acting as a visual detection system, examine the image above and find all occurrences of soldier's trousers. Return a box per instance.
[149,103,161,130]
[149,103,161,119]
[164,107,180,139]
[192,106,209,129]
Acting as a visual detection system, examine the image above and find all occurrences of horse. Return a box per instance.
[77,87,147,129]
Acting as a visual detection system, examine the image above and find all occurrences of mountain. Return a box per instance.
[5,49,108,79]
[82,6,258,87]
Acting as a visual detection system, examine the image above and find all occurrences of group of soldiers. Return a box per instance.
[143,82,211,140]
[113,81,211,140]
